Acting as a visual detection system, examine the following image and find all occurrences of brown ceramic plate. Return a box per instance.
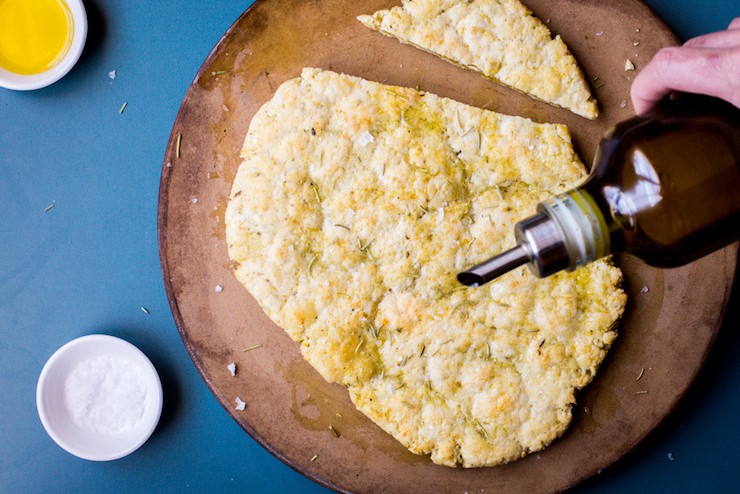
[158,1,737,492]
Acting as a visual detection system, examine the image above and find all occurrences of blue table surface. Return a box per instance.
[2,1,738,492]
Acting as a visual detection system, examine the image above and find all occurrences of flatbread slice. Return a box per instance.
[358,0,598,119]
[226,68,625,467]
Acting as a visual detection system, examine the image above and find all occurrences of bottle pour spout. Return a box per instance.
[457,245,530,286]
[458,192,610,286]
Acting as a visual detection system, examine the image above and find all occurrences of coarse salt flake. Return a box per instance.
[625,59,636,71]
[227,362,236,376]
[357,131,375,147]
[191,197,198,204]
[235,397,246,410]
[215,284,223,293]
[108,70,117,80]
[640,286,649,293]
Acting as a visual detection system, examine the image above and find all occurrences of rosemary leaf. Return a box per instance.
[451,300,476,316]
[329,424,340,438]
[311,183,321,203]
[359,239,374,252]
[307,253,319,277]
[474,419,488,439]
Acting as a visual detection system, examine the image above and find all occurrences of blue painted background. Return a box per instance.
[1,1,737,492]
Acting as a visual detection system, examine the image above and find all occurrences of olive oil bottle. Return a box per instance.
[459,96,740,286]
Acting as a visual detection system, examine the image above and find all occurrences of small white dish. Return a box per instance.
[0,0,88,91]
[36,334,163,461]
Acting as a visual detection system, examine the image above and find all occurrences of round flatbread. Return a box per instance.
[226,68,625,466]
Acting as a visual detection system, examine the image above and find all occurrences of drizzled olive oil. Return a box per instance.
[0,0,74,75]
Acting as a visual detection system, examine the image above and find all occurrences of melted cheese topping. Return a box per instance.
[226,68,625,466]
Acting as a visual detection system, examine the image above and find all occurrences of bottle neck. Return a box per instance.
[529,189,611,273]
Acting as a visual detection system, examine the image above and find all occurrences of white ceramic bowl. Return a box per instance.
[36,334,163,461]
[0,0,88,91]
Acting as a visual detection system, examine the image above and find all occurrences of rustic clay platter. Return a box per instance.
[157,0,738,492]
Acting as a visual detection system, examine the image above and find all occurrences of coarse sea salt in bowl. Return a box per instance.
[36,334,163,461]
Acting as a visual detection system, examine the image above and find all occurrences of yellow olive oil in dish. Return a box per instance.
[0,0,74,75]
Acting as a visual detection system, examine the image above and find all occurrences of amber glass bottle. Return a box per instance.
[459,96,740,286]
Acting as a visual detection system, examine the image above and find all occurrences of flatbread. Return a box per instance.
[358,0,598,119]
[225,68,625,466]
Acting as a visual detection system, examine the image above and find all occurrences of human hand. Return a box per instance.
[630,17,740,114]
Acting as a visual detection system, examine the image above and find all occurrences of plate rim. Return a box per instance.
[156,0,738,492]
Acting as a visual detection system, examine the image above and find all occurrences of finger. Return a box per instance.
[729,17,740,30]
[630,46,739,114]
[683,28,740,49]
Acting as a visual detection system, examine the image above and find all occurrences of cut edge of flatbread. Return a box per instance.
[358,0,598,119]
